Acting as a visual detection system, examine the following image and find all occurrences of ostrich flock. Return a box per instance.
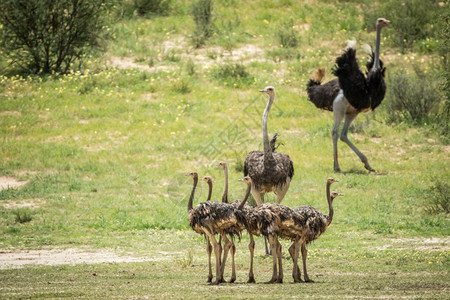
[185,18,389,284]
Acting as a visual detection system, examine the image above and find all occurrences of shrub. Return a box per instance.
[277,19,299,48]
[436,5,450,142]
[191,0,215,48]
[215,16,242,51]
[13,208,33,224]
[362,0,441,52]
[384,67,441,124]
[0,0,111,74]
[133,0,172,16]
[211,63,254,87]
[172,77,192,94]
[424,179,450,215]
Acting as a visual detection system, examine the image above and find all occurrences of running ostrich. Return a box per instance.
[187,172,240,285]
[244,86,294,205]
[290,178,343,283]
[306,18,390,172]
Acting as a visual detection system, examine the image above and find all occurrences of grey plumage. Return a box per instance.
[244,86,294,206]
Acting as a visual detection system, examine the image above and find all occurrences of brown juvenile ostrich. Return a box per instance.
[236,176,304,284]
[290,178,343,282]
[187,172,239,285]
[230,176,259,283]
[306,18,390,172]
[200,176,213,282]
[244,86,294,205]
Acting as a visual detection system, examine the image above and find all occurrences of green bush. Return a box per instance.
[436,4,450,142]
[362,0,441,52]
[0,0,111,74]
[384,67,441,124]
[13,208,33,224]
[211,63,254,87]
[133,0,172,16]
[191,0,215,48]
[424,179,450,215]
[277,19,299,48]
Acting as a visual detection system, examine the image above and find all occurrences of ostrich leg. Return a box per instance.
[332,92,346,172]
[275,178,291,204]
[206,236,213,282]
[276,239,283,283]
[265,235,279,284]
[301,243,314,283]
[228,237,236,283]
[340,113,375,172]
[220,233,232,283]
[289,241,302,283]
[248,234,256,283]
[205,232,223,285]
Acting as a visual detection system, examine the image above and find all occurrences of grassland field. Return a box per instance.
[0,0,449,298]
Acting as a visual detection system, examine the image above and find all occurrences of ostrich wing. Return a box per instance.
[367,68,386,111]
[332,47,370,111]
[244,151,294,190]
[306,79,340,111]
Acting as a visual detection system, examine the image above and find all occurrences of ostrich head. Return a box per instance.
[259,86,275,97]
[239,176,252,185]
[376,18,390,28]
[327,178,339,185]
[218,161,227,170]
[330,191,343,201]
[186,171,198,179]
[201,176,212,184]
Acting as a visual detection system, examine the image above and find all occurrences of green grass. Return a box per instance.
[0,0,449,298]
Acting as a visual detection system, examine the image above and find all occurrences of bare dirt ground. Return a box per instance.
[0,248,180,269]
[0,176,27,191]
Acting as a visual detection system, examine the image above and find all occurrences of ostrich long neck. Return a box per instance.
[238,183,252,210]
[262,93,274,157]
[326,181,333,225]
[222,165,228,203]
[206,180,212,201]
[187,175,198,212]
[373,24,382,70]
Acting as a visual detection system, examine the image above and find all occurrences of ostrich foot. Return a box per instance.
[305,279,315,283]
[365,165,375,172]
[293,277,303,283]
[334,167,341,173]
[228,277,236,284]
[264,278,277,284]
[206,276,212,283]
[247,277,256,284]
[209,276,224,285]
[275,278,283,284]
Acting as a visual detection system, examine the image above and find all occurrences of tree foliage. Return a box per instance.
[0,0,111,74]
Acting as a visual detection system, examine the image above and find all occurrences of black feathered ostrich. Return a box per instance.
[244,86,294,204]
[307,18,390,172]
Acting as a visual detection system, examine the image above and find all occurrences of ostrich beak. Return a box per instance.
[259,89,265,92]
